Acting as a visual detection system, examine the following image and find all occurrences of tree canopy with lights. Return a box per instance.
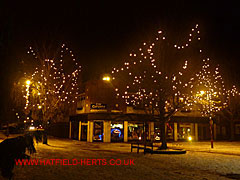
[219,85,240,140]
[188,59,228,115]
[112,24,203,149]
[12,44,82,130]
[185,58,229,148]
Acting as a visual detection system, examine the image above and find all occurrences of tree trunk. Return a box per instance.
[209,118,214,149]
[42,121,48,144]
[43,130,48,144]
[6,122,9,138]
[159,121,167,150]
[230,118,235,141]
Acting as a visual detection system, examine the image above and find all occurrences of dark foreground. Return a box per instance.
[1,135,240,180]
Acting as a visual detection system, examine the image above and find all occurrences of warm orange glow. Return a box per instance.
[102,76,111,81]
[26,80,31,85]
[200,90,205,95]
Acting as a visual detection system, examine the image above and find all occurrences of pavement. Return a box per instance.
[1,133,240,179]
[1,132,240,156]
[166,141,240,156]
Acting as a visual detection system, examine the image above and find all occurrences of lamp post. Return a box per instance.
[26,80,31,85]
[206,90,214,149]
[198,90,214,148]
[102,75,111,82]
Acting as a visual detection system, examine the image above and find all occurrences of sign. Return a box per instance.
[90,103,107,110]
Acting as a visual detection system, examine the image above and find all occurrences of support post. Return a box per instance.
[69,121,72,139]
[87,121,93,142]
[103,121,111,142]
[78,121,81,141]
[174,123,178,142]
[194,123,198,141]
[124,121,128,142]
[209,118,214,148]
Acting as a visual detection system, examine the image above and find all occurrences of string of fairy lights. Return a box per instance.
[228,85,240,97]
[24,80,31,109]
[22,44,81,122]
[17,24,240,123]
[112,24,202,112]
[112,24,201,76]
[112,24,239,117]
[173,24,201,52]
[181,58,230,117]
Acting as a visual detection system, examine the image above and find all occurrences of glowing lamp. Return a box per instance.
[188,136,192,141]
[26,80,31,85]
[29,126,35,130]
[102,76,111,81]
[200,91,205,95]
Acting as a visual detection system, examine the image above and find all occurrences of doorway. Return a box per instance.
[71,121,79,140]
[81,125,87,141]
[93,121,103,142]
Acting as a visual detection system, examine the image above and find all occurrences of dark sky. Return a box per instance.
[1,1,240,120]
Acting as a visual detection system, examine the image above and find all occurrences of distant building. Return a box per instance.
[69,78,155,142]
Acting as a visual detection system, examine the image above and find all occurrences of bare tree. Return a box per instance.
[187,58,229,148]
[112,24,202,149]
[11,43,82,144]
[221,86,240,141]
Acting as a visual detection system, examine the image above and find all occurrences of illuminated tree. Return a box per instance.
[12,44,82,143]
[187,58,229,148]
[222,86,240,140]
[112,24,202,149]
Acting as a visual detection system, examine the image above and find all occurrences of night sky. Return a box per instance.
[0,1,240,121]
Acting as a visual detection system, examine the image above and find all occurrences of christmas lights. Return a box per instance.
[22,44,82,123]
[112,24,202,113]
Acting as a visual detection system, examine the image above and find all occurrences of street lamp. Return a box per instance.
[26,80,31,85]
[200,90,205,95]
[198,89,214,148]
[25,80,32,109]
[102,75,111,82]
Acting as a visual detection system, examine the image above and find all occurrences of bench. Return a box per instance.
[131,141,154,154]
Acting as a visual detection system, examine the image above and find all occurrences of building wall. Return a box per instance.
[70,119,156,143]
[76,80,125,114]
[70,117,231,142]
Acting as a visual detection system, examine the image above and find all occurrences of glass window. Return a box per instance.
[178,123,192,141]
[128,123,144,141]
[93,121,103,141]
[111,122,124,142]
[166,123,174,140]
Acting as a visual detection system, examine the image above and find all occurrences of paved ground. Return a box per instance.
[1,134,240,180]
[167,141,240,156]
